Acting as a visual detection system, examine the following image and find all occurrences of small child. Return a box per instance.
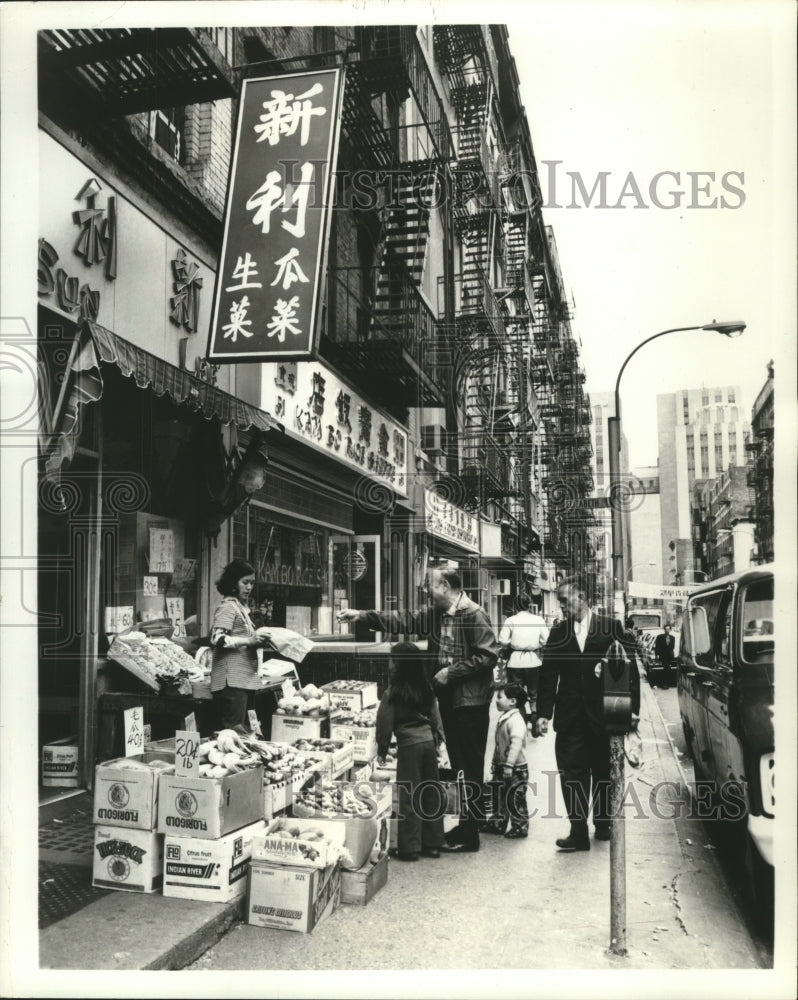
[376,641,446,861]
[482,682,530,838]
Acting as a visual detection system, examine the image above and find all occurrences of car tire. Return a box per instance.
[744,833,774,934]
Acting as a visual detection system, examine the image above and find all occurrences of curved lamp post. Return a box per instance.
[605,319,745,958]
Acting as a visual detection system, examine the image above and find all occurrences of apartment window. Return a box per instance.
[715,446,723,467]
[683,392,690,423]
[715,389,723,403]
[205,27,234,62]
[700,428,708,443]
[728,389,736,403]
[149,107,185,164]
[702,391,709,406]
[687,448,695,473]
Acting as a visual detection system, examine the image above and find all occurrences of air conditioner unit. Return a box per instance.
[421,424,447,456]
[491,579,511,596]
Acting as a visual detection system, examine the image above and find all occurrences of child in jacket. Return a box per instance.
[482,682,530,838]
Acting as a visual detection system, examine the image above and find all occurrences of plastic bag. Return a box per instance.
[624,728,643,768]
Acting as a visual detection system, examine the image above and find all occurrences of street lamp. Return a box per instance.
[608,321,745,602]
[605,318,744,958]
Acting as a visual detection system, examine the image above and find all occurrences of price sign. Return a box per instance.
[148,527,174,573]
[105,606,135,634]
[184,712,197,732]
[175,730,200,777]
[166,597,186,639]
[143,576,159,596]
[123,707,144,757]
[247,709,263,737]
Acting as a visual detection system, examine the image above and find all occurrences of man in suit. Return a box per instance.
[536,575,640,851]
[653,625,676,688]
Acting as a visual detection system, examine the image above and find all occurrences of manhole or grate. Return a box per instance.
[39,808,95,865]
[39,861,111,929]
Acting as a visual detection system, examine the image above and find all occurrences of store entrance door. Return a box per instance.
[330,535,381,641]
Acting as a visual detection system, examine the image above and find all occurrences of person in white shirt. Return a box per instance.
[498,594,549,720]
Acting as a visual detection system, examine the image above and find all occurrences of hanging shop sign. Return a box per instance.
[207,69,344,363]
[423,489,480,554]
[627,582,698,601]
[261,360,408,496]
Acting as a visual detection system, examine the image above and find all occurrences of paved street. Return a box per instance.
[186,673,767,974]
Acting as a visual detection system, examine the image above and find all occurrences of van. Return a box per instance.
[677,565,774,914]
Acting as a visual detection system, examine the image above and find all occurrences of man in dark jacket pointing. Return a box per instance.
[536,575,640,851]
[337,566,499,852]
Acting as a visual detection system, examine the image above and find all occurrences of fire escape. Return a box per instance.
[323,26,451,411]
[433,25,516,514]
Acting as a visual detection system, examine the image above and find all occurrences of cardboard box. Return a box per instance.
[292,741,354,782]
[349,760,373,782]
[163,820,265,902]
[247,860,341,933]
[321,680,378,713]
[92,825,163,893]
[93,752,175,830]
[42,736,80,787]
[340,853,388,906]
[252,816,347,870]
[263,767,319,820]
[329,722,377,763]
[270,713,329,743]
[290,780,392,870]
[157,765,264,840]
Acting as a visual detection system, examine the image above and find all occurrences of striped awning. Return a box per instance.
[42,320,281,475]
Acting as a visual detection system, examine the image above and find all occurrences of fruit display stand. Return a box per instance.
[269,682,332,742]
[329,708,378,764]
[290,738,355,781]
[320,679,378,713]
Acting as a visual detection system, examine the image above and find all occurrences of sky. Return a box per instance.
[508,1,795,467]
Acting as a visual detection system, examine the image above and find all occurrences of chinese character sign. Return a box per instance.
[208,69,344,362]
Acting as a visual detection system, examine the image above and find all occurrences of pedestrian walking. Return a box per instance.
[337,565,499,853]
[481,681,530,838]
[498,594,549,720]
[536,574,639,851]
[654,624,676,688]
[210,559,273,730]
[376,641,446,861]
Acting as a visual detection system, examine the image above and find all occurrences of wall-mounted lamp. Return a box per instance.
[204,430,269,538]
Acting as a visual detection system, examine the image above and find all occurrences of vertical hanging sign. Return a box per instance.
[207,68,344,363]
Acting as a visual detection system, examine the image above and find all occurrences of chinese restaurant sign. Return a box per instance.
[260,360,408,496]
[208,69,344,362]
[423,489,480,553]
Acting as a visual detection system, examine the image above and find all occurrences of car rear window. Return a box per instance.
[741,576,774,664]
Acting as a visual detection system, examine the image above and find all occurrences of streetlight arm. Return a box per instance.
[613,325,704,417]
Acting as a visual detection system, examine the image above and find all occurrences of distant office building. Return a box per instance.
[657,386,750,583]
[695,466,756,578]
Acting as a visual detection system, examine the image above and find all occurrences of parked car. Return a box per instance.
[677,565,774,918]
[639,627,680,686]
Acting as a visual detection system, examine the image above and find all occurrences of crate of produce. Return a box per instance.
[329,711,377,763]
[291,779,392,870]
[290,738,354,781]
[251,816,348,870]
[340,853,388,906]
[93,752,175,830]
[321,680,378,713]
[163,820,265,902]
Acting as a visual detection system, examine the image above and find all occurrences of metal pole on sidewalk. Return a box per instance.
[609,734,627,956]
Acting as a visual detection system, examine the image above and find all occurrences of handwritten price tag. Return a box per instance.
[175,730,200,777]
[247,709,263,737]
[184,712,197,732]
[143,576,159,596]
[124,707,144,757]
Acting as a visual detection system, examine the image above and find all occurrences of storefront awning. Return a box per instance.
[43,320,282,476]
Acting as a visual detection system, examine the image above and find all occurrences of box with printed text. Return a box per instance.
[92,825,164,893]
[42,737,80,787]
[93,752,175,830]
[157,764,264,840]
[247,859,341,933]
[163,820,266,902]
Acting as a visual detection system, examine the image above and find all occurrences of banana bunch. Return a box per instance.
[235,736,326,786]
[195,729,261,779]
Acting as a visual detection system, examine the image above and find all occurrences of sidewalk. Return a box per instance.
[38,671,765,972]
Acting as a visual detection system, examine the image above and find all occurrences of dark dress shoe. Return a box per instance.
[392,851,419,861]
[420,847,441,858]
[440,840,480,853]
[555,835,590,852]
[594,826,611,841]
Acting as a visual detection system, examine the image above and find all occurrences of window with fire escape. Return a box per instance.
[149,107,186,164]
